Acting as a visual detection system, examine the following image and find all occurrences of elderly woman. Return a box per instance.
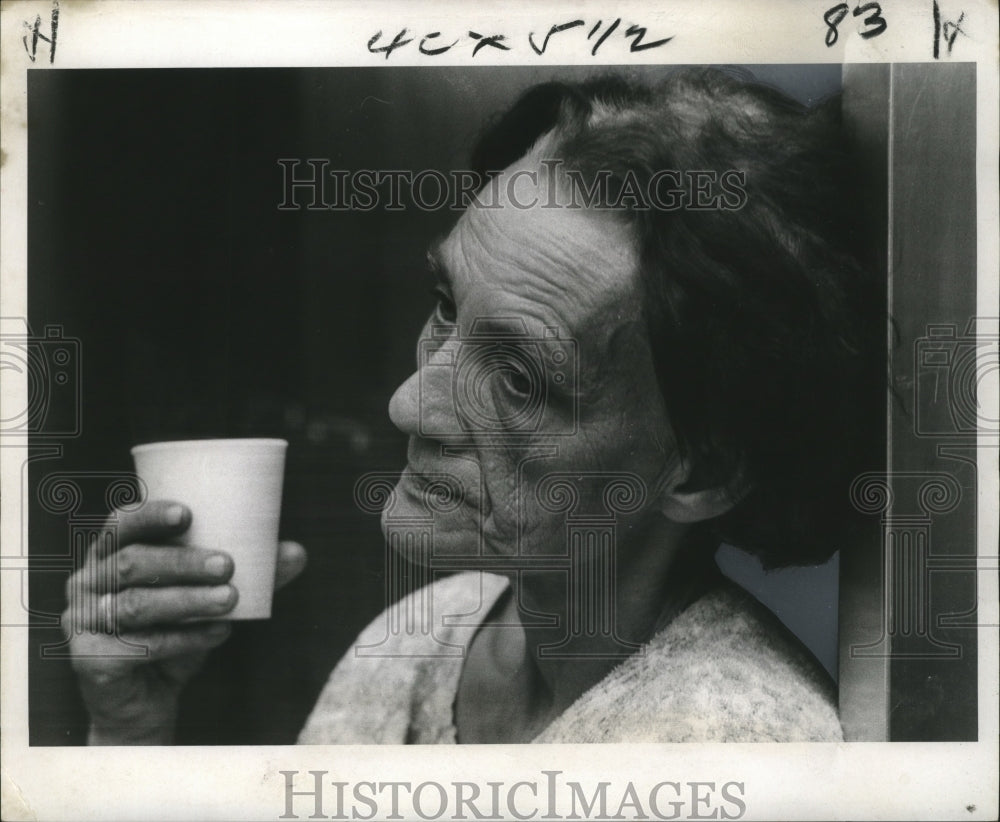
[65,69,883,744]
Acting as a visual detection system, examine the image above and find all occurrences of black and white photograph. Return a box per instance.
[1,1,997,820]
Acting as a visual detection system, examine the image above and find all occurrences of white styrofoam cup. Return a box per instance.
[131,438,288,620]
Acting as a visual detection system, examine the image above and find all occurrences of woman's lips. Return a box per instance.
[398,461,487,516]
[400,463,467,495]
[401,436,494,518]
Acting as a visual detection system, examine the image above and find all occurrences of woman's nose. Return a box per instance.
[388,333,460,438]
[387,369,422,436]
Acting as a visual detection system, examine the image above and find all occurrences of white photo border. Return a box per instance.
[2,1,997,820]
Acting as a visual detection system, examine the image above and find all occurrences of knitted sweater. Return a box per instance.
[298,571,842,744]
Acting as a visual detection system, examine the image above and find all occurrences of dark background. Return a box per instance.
[26,65,845,745]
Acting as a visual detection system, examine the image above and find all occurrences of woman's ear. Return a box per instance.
[657,459,748,524]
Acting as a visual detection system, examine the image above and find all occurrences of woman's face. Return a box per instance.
[384,151,682,569]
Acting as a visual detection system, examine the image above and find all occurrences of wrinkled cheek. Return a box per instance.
[450,440,567,556]
[475,448,526,547]
[473,446,577,557]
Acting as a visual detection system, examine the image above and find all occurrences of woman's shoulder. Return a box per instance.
[668,580,842,739]
[335,570,509,655]
[534,578,843,744]
[297,572,508,744]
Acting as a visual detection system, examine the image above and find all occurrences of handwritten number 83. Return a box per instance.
[825,2,888,46]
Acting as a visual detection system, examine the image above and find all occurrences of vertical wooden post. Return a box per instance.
[840,63,979,741]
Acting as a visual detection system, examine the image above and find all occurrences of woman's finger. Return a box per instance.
[89,500,193,561]
[274,541,308,590]
[73,584,239,632]
[70,544,234,597]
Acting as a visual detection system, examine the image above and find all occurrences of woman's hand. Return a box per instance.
[62,499,307,744]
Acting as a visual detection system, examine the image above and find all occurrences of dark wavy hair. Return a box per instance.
[469,68,887,568]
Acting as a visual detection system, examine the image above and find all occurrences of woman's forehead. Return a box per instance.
[439,158,642,328]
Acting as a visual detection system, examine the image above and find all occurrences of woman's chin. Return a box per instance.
[379,474,484,565]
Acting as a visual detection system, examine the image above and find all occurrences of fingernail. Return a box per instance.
[164,505,185,526]
[204,555,229,577]
[209,585,233,605]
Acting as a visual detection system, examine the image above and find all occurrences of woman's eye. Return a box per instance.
[431,284,457,323]
[503,368,533,397]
